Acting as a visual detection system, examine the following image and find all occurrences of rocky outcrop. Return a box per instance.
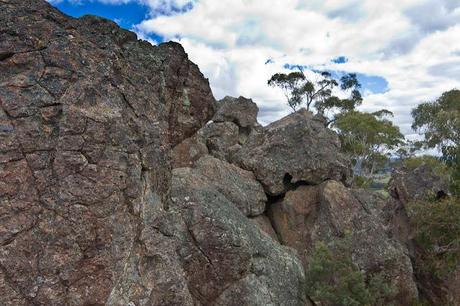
[2,1,453,305]
[269,182,419,304]
[193,156,267,216]
[233,109,352,195]
[167,167,306,305]
[171,96,261,167]
[213,96,259,128]
[0,0,214,304]
[388,164,449,205]
[386,165,455,305]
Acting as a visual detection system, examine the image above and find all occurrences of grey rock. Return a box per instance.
[202,121,240,161]
[194,155,267,217]
[214,96,259,128]
[269,181,419,305]
[250,215,279,242]
[388,164,449,205]
[234,109,352,195]
[167,167,307,305]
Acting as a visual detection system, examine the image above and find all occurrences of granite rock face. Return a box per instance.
[0,1,306,305]
[386,165,456,305]
[0,0,214,304]
[269,182,419,305]
[233,109,352,196]
[214,96,259,128]
[388,164,449,205]
[166,167,306,305]
[171,96,261,167]
[2,1,453,305]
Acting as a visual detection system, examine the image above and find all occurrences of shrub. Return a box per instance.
[305,234,398,306]
[352,175,372,188]
[407,196,460,278]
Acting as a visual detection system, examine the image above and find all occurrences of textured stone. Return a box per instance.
[171,133,208,168]
[3,1,452,305]
[0,0,214,304]
[388,164,449,205]
[269,181,419,304]
[250,215,279,241]
[194,155,267,216]
[202,121,240,161]
[214,96,259,128]
[386,165,454,305]
[167,167,307,305]
[234,109,352,195]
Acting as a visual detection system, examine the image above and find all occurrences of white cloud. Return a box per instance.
[134,0,460,137]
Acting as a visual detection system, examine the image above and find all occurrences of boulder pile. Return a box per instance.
[0,1,455,305]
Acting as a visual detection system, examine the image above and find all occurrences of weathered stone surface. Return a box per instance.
[0,0,214,304]
[194,155,267,216]
[202,121,240,161]
[388,164,449,205]
[234,109,352,195]
[171,96,260,167]
[214,96,259,128]
[167,167,307,305]
[268,185,319,266]
[386,165,455,305]
[5,1,453,305]
[171,132,208,168]
[250,215,279,241]
[269,181,419,304]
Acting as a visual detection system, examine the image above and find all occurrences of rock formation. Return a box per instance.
[386,165,455,305]
[388,164,449,205]
[0,1,456,305]
[1,0,215,304]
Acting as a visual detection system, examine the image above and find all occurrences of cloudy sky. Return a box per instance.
[48,0,460,139]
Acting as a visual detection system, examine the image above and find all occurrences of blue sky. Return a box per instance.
[52,1,148,29]
[47,0,460,139]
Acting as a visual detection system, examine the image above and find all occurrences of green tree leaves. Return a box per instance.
[411,89,460,193]
[408,197,460,279]
[306,235,398,306]
[334,110,404,177]
[267,70,362,117]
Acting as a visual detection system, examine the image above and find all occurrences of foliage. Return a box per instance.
[411,89,460,193]
[352,175,372,188]
[335,110,404,177]
[394,140,424,161]
[267,71,307,111]
[407,196,460,279]
[403,155,450,179]
[267,69,362,120]
[305,235,398,306]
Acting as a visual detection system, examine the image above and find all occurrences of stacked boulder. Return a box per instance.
[171,96,419,305]
[386,165,456,305]
[1,1,447,305]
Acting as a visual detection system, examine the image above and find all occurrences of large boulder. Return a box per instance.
[386,165,455,305]
[269,181,419,304]
[193,155,267,217]
[388,164,449,205]
[0,0,214,304]
[214,96,259,128]
[233,109,352,195]
[160,167,306,305]
[171,96,261,167]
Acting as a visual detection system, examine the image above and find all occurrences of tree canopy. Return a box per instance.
[335,110,404,176]
[412,89,460,192]
[267,69,362,120]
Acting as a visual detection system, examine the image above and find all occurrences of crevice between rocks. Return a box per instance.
[0,51,14,61]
